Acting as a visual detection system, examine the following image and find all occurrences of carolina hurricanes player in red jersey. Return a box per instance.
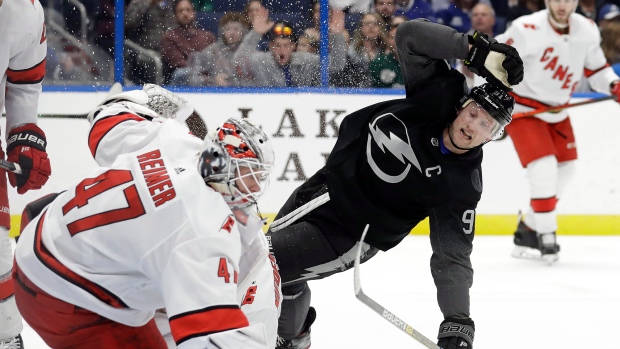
[0,0,51,346]
[12,85,279,349]
[496,0,620,263]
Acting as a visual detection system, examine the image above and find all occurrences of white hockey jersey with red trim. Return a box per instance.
[15,105,253,348]
[0,0,47,132]
[496,10,619,123]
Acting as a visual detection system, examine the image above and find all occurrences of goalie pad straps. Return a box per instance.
[437,321,475,347]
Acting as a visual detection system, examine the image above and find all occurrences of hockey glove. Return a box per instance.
[437,317,475,349]
[465,31,524,91]
[6,124,52,194]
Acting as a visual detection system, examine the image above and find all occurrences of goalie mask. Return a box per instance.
[199,118,274,208]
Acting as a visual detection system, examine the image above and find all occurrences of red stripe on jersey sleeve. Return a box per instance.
[584,63,610,78]
[88,113,145,157]
[6,58,46,84]
[170,306,249,345]
[531,197,558,213]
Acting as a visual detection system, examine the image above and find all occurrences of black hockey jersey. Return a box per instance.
[325,19,481,320]
[326,20,482,253]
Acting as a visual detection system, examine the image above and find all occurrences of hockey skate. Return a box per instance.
[511,216,560,265]
[0,334,23,349]
[276,307,316,349]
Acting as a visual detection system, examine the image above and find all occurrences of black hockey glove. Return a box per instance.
[464,31,524,91]
[437,317,475,349]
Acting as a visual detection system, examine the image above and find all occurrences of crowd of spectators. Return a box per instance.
[40,0,620,88]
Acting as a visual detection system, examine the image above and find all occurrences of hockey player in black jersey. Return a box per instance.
[267,19,524,349]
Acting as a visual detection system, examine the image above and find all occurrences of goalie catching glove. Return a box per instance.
[437,317,475,349]
[6,124,52,194]
[465,31,524,91]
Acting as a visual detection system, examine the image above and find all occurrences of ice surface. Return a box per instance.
[20,235,620,348]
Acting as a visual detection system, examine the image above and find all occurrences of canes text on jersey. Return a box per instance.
[137,150,176,207]
[540,47,577,91]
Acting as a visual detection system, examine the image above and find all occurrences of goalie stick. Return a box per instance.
[354,224,440,349]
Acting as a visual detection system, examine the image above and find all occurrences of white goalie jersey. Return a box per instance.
[496,10,619,123]
[15,103,280,348]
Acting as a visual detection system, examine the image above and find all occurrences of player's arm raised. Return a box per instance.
[395,19,470,93]
[87,85,206,167]
[464,32,524,91]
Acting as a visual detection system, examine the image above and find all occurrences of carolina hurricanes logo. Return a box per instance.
[220,214,235,233]
[366,113,421,184]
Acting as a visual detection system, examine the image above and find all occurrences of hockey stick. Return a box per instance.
[354,224,440,349]
[512,95,617,119]
[0,159,21,174]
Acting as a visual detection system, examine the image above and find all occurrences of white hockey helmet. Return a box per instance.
[199,118,274,208]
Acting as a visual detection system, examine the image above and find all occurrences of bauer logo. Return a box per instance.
[367,113,421,184]
[382,308,408,331]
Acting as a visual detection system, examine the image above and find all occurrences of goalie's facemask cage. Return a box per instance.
[199,119,274,208]
[459,83,515,141]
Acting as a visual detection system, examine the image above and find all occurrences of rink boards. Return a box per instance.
[4,90,620,236]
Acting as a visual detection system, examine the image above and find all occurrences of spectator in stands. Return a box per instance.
[598,3,620,29]
[305,0,351,45]
[576,0,600,20]
[460,2,495,87]
[94,0,115,57]
[374,0,397,23]
[507,0,545,26]
[45,46,61,81]
[601,21,620,65]
[160,0,216,83]
[233,21,347,86]
[389,14,409,26]
[125,0,176,84]
[368,20,403,87]
[176,11,250,86]
[348,12,388,72]
[191,0,213,11]
[436,0,477,33]
[329,0,372,12]
[394,0,437,21]
[297,34,320,53]
[469,2,495,35]
[244,0,274,51]
[125,0,175,51]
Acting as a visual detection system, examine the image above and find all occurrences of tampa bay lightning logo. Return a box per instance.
[367,113,421,183]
